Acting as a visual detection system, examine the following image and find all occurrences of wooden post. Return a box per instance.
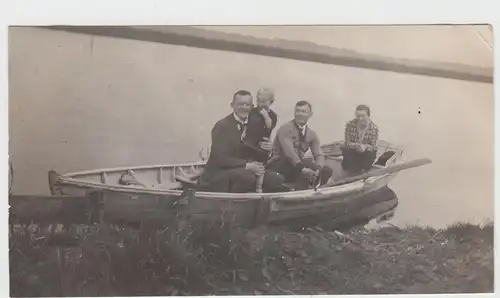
[180,187,196,221]
[88,191,105,224]
[252,196,272,228]
[255,174,264,193]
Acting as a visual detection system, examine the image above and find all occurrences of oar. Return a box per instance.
[321,158,432,188]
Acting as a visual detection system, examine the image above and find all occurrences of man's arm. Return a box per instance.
[276,125,306,171]
[310,132,325,168]
[210,121,247,169]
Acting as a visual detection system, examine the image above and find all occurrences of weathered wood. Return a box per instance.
[158,167,163,184]
[9,191,182,227]
[252,196,272,228]
[33,141,418,229]
[48,170,61,195]
[9,186,398,231]
[9,194,95,225]
[100,172,108,184]
[98,192,182,225]
[119,171,147,187]
[274,186,398,229]
[88,191,105,224]
[318,199,398,231]
[39,25,493,83]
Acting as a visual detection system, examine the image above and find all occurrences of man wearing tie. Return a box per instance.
[197,90,286,193]
[267,100,333,190]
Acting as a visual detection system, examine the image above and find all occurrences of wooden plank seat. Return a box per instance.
[174,172,202,187]
[119,171,147,187]
[374,150,397,167]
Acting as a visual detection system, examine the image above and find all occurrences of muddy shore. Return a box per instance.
[10,221,493,296]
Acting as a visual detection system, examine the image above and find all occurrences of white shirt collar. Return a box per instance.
[294,121,307,133]
[233,113,248,125]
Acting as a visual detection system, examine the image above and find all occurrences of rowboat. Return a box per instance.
[48,140,431,229]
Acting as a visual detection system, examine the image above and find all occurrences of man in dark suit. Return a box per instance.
[197,90,287,193]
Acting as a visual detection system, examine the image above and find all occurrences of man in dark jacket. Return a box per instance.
[197,90,286,193]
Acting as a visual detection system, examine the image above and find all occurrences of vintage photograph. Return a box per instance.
[8,25,493,295]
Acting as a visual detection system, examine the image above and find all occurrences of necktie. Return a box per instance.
[238,122,247,140]
[238,122,247,133]
[294,122,306,142]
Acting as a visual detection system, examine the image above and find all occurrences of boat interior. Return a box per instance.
[58,141,401,192]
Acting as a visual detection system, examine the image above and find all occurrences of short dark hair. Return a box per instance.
[232,90,252,103]
[296,100,312,111]
[356,104,371,116]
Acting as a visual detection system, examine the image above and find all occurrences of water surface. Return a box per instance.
[9,27,493,228]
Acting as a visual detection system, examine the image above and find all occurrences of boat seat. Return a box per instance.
[175,172,202,188]
[374,150,396,166]
[119,172,147,187]
[175,175,198,186]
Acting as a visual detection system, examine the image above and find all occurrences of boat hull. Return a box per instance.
[186,174,396,229]
[47,140,410,229]
[51,172,397,229]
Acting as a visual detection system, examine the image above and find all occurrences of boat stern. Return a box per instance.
[48,170,63,195]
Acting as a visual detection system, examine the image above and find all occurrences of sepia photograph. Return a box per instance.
[8,24,493,296]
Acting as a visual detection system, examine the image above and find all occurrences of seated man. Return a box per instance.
[197,90,287,193]
[341,104,379,174]
[267,100,333,190]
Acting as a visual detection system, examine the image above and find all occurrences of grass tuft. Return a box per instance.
[10,219,494,296]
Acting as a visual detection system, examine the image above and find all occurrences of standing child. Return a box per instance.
[241,88,279,192]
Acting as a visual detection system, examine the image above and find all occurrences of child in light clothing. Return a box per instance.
[241,88,279,192]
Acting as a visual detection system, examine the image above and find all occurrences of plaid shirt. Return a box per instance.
[344,119,379,150]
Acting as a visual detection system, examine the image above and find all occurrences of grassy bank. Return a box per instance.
[9,220,493,296]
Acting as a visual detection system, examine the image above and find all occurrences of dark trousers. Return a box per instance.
[341,148,377,173]
[198,168,287,193]
[241,141,270,164]
[267,157,333,190]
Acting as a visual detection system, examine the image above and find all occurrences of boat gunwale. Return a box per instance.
[59,161,207,178]
[56,176,373,200]
[56,172,398,201]
[55,140,403,201]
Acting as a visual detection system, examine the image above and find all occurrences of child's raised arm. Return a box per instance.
[260,109,273,129]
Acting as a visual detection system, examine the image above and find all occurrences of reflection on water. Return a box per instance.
[8,27,493,229]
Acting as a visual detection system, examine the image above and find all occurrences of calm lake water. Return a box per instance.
[9,27,494,228]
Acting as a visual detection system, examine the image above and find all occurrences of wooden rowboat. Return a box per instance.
[48,140,431,229]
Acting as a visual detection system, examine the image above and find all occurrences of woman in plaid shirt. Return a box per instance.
[341,104,379,173]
